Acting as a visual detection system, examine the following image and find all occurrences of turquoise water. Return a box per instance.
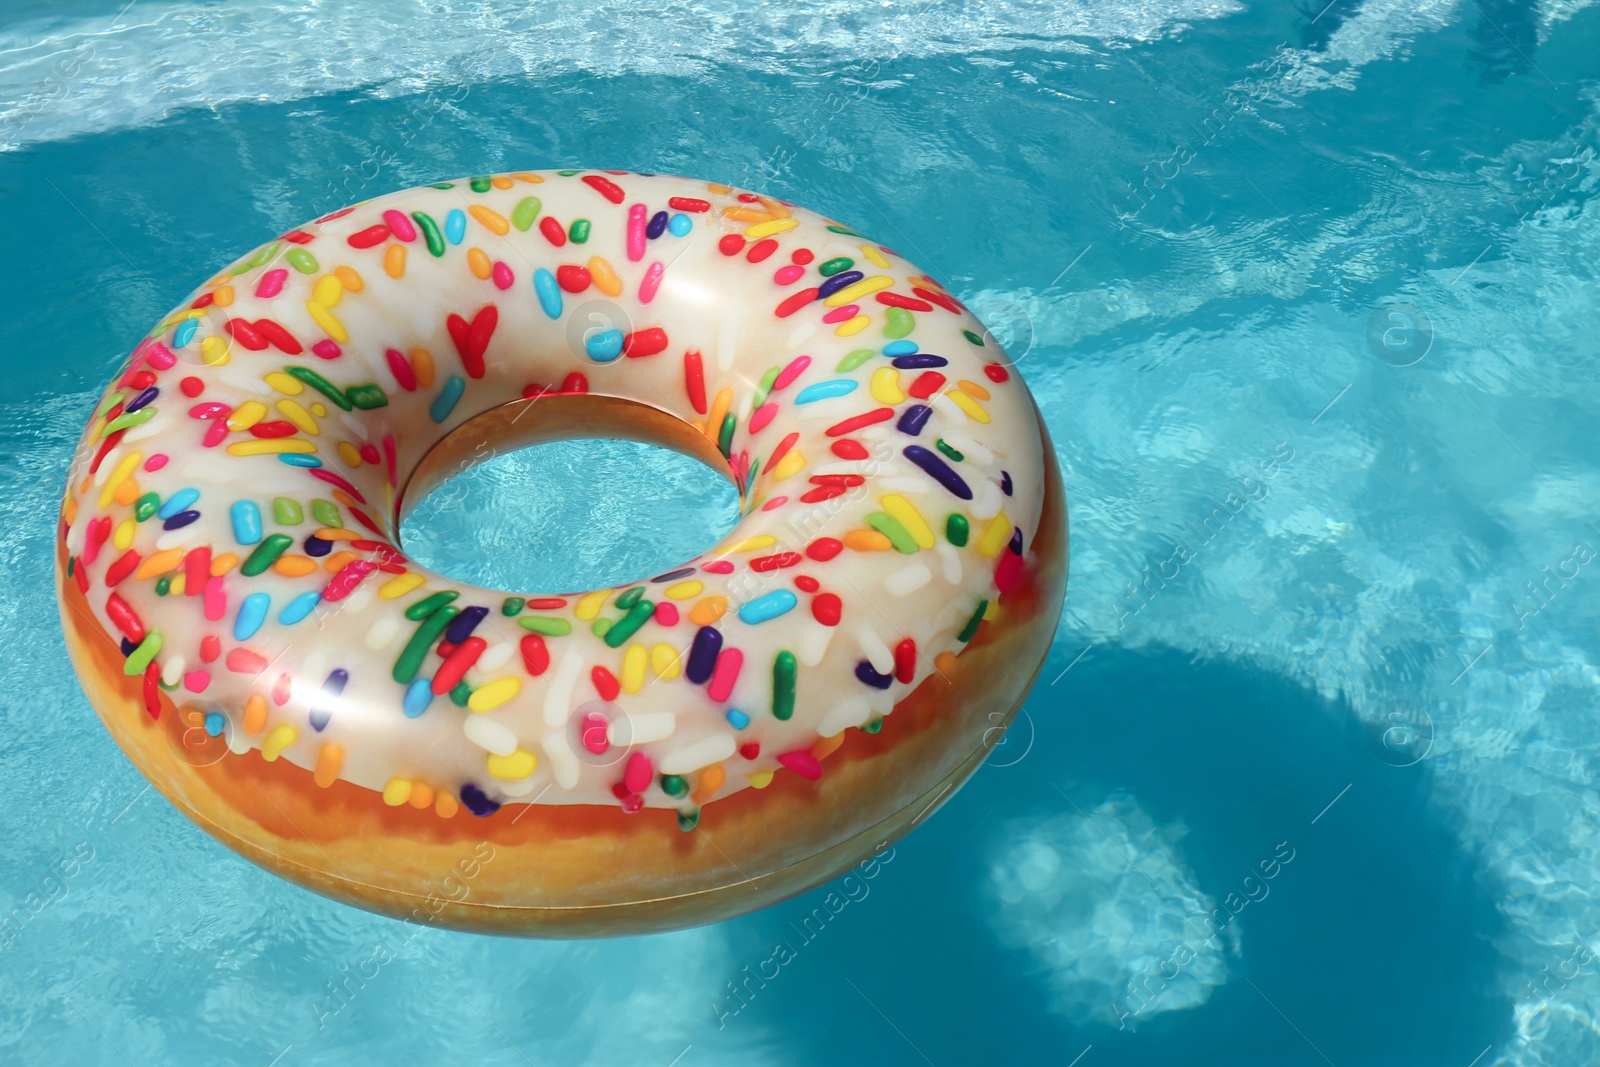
[3,1,1599,1064]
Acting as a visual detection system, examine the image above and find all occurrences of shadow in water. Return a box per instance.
[1468,0,1541,84]
[702,643,1513,1067]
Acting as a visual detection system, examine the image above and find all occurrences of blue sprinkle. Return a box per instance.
[174,318,198,348]
[738,589,797,625]
[668,213,692,237]
[892,354,948,369]
[726,709,750,730]
[882,340,918,357]
[533,268,563,320]
[818,270,864,300]
[229,500,262,545]
[124,386,159,414]
[445,208,466,244]
[279,453,322,467]
[157,488,200,520]
[430,375,466,423]
[585,329,624,362]
[646,210,669,239]
[794,379,858,404]
[203,712,226,737]
[403,678,434,718]
[162,510,200,530]
[278,590,322,625]
[234,592,270,640]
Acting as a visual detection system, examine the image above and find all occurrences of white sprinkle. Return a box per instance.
[941,431,993,465]
[499,776,538,797]
[364,615,400,651]
[609,710,676,747]
[463,715,517,756]
[543,650,583,728]
[161,654,186,687]
[717,308,741,371]
[884,562,932,597]
[478,641,514,671]
[819,696,872,737]
[659,733,737,775]
[970,476,1003,520]
[155,525,202,551]
[542,729,580,789]
[343,583,374,613]
[936,542,962,584]
[857,625,895,675]
[878,477,928,494]
[799,621,834,667]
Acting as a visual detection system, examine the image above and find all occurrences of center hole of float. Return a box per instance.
[398,437,741,594]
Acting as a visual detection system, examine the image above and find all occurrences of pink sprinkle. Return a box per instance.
[620,793,644,814]
[653,602,679,626]
[492,261,514,290]
[638,260,665,303]
[310,466,366,504]
[256,269,288,298]
[707,648,743,702]
[761,496,788,511]
[182,670,211,694]
[626,203,647,262]
[144,454,169,472]
[702,560,735,574]
[581,712,610,754]
[385,348,417,392]
[777,749,823,781]
[749,402,779,434]
[225,648,268,675]
[322,559,377,602]
[359,443,381,465]
[382,434,398,484]
[821,304,859,324]
[202,420,230,447]
[773,355,811,391]
[144,342,177,370]
[382,209,417,242]
[623,751,653,794]
[773,264,806,286]
[188,402,231,420]
[311,340,341,360]
[203,576,226,622]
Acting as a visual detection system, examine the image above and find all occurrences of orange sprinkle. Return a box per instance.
[134,548,185,580]
[314,526,361,541]
[323,549,360,572]
[313,743,344,788]
[113,477,139,506]
[693,763,726,802]
[413,348,435,388]
[688,596,728,626]
[435,790,460,818]
[843,530,893,551]
[333,265,364,292]
[957,379,992,401]
[490,176,514,190]
[934,651,959,674]
[210,552,238,576]
[408,782,435,809]
[242,694,268,736]
[213,285,235,307]
[812,733,845,761]
[468,204,510,236]
[467,247,492,279]
[384,244,406,279]
[272,555,317,578]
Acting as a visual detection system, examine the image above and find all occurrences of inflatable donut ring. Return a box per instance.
[58,170,1067,937]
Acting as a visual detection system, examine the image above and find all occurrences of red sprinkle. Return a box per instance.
[718,234,745,256]
[702,560,735,575]
[791,248,815,265]
[623,327,669,358]
[668,197,711,213]
[386,348,417,391]
[913,286,963,313]
[592,665,620,702]
[582,711,610,753]
[223,318,268,351]
[684,349,707,414]
[433,636,487,695]
[347,224,391,249]
[539,217,567,246]
[793,575,820,593]
[985,363,1011,383]
[875,292,934,312]
[561,372,588,393]
[253,318,303,355]
[520,634,550,676]
[582,175,626,204]
[801,485,848,503]
[184,546,211,596]
[746,238,778,263]
[774,287,819,318]
[894,639,916,683]
[750,552,802,572]
[825,407,894,437]
[249,420,297,439]
[807,538,844,562]
[764,432,800,473]
[526,597,567,609]
[200,635,221,663]
[174,375,200,397]
[623,751,653,793]
[322,559,378,603]
[908,371,946,399]
[104,593,145,641]
[811,592,842,626]
[556,265,592,293]
[104,549,141,587]
[142,662,161,719]
[739,742,761,759]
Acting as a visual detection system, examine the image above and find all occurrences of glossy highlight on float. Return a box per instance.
[56,170,1068,937]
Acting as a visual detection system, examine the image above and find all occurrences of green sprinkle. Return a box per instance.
[884,307,915,339]
[773,651,796,721]
[285,367,352,411]
[677,808,701,832]
[103,407,157,435]
[751,366,780,411]
[501,596,525,616]
[519,616,571,636]
[154,576,171,596]
[470,176,492,193]
[826,224,865,237]
[615,587,644,610]
[123,632,163,676]
[404,590,459,621]
[392,606,459,684]
[240,533,294,576]
[65,556,74,578]
[862,718,884,734]
[450,681,473,707]
[591,617,613,639]
[935,439,964,462]
[717,413,736,458]
[957,599,989,643]
[865,512,919,554]
[428,182,456,190]
[511,196,542,231]
[836,348,876,372]
[135,492,160,522]
[660,775,688,798]
[569,219,590,243]
[286,247,319,274]
[818,256,854,276]
[413,211,446,257]
[345,383,389,410]
[604,600,654,648]
[962,329,986,346]
[273,498,303,525]
[311,499,343,528]
[247,242,280,269]
[556,169,581,176]
[94,390,125,419]
[946,514,970,547]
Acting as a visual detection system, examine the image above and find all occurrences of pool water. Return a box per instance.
[4,1,1600,1064]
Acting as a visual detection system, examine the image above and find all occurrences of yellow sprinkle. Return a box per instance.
[114,477,139,506]
[226,400,267,432]
[725,535,776,553]
[200,335,230,366]
[650,643,682,680]
[749,770,774,789]
[861,244,890,268]
[382,778,413,806]
[743,217,799,239]
[412,348,435,389]
[275,399,319,435]
[242,695,268,736]
[435,790,460,818]
[487,749,537,780]
[468,676,522,712]
[383,244,406,279]
[469,204,511,236]
[314,743,344,788]
[261,724,296,762]
[210,552,237,576]
[823,275,893,307]
[98,452,142,508]
[882,494,935,548]
[227,438,316,456]
[112,518,134,551]
[665,580,703,600]
[168,573,186,596]
[379,572,425,599]
[311,403,327,418]
[305,301,348,343]
[705,387,733,444]
[213,284,235,307]
[312,275,343,308]
[589,256,623,297]
[772,450,806,481]
[272,555,317,578]
[490,176,514,189]
[621,644,647,695]
[688,596,727,626]
[264,371,304,395]
[978,511,1011,558]
[336,441,363,467]
[833,314,870,336]
[467,247,492,280]
[870,366,905,405]
[575,589,610,620]
[958,379,992,401]
[333,265,364,292]
[707,182,733,193]
[946,389,991,424]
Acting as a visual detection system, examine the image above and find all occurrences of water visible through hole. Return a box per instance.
[398,437,741,593]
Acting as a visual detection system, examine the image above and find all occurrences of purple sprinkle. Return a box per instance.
[460,783,501,817]
[124,386,159,413]
[817,270,864,300]
[855,660,893,689]
[304,535,332,557]
[446,606,489,644]
[902,445,972,500]
[309,668,349,731]
[652,566,697,583]
[891,354,947,370]
[120,637,137,656]
[162,510,200,530]
[1009,527,1023,555]
[686,626,722,685]
[1000,470,1013,496]
[897,404,931,436]
[646,210,669,239]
